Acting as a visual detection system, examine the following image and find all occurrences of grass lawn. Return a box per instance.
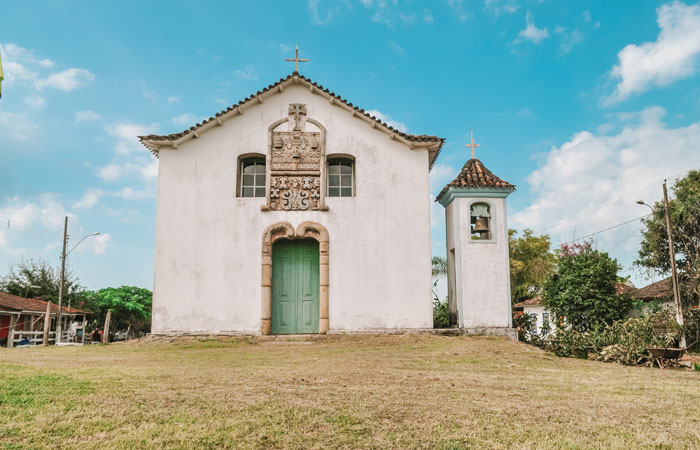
[1,334,699,449]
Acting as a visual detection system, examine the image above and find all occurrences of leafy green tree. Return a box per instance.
[637,171,700,305]
[431,256,450,328]
[85,286,152,338]
[543,242,631,332]
[0,258,89,308]
[509,229,556,304]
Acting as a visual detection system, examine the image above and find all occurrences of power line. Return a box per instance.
[4,226,62,242]
[0,217,61,238]
[73,252,97,290]
[609,227,643,252]
[563,214,651,244]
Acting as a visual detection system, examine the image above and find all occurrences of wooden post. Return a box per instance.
[103,310,111,344]
[663,181,686,348]
[7,315,15,348]
[42,301,52,346]
[81,315,87,345]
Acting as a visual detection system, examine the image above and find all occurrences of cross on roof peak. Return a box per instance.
[465,130,481,159]
[285,44,309,72]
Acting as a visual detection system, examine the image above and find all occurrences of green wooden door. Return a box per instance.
[271,239,320,334]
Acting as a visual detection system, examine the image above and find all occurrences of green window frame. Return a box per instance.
[240,157,266,198]
[327,158,354,197]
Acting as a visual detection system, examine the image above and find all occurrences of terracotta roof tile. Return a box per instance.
[139,71,445,168]
[632,277,693,300]
[0,291,90,315]
[513,296,543,308]
[437,158,515,200]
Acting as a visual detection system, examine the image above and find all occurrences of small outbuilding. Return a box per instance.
[0,291,90,347]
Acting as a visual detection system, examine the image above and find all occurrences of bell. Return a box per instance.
[474,217,489,233]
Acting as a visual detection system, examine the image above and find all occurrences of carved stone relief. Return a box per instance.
[267,103,323,211]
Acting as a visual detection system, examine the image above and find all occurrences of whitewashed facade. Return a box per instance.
[140,73,444,335]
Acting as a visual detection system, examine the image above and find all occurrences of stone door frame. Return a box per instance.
[261,221,329,335]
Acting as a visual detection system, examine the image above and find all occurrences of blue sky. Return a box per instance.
[1,0,700,292]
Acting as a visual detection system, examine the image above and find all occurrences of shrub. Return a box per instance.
[433,298,450,328]
[527,310,682,366]
[543,242,631,332]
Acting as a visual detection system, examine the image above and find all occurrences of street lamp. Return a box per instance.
[56,225,100,344]
[637,187,686,348]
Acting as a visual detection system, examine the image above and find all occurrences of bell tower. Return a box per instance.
[436,133,516,334]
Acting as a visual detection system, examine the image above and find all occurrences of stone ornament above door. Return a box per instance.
[264,104,328,211]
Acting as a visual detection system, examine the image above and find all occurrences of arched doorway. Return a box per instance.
[271,239,319,334]
[261,221,329,335]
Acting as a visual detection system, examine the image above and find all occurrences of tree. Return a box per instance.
[637,171,700,305]
[509,229,556,304]
[431,256,450,328]
[543,242,631,332]
[84,286,152,338]
[0,258,89,308]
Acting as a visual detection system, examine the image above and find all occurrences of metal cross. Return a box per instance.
[285,44,309,72]
[465,130,481,159]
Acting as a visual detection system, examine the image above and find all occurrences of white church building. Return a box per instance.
[140,69,515,336]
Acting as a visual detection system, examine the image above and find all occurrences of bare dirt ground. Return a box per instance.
[1,334,699,449]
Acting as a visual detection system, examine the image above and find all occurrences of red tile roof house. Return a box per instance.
[0,291,90,347]
[513,280,687,334]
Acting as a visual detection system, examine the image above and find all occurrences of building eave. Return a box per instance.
[138,71,445,169]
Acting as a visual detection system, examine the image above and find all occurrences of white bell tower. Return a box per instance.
[436,133,516,335]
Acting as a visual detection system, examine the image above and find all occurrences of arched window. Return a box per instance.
[238,155,266,197]
[470,202,491,240]
[327,157,354,197]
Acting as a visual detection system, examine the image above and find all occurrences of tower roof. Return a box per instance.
[437,158,515,201]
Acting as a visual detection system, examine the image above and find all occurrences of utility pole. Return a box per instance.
[663,180,686,348]
[56,216,68,344]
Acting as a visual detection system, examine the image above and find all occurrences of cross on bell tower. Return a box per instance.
[285,44,309,72]
[465,130,481,159]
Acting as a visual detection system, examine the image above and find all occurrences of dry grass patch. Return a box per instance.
[1,335,699,449]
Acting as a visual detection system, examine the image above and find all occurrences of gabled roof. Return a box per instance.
[139,71,445,169]
[632,277,694,300]
[436,158,515,201]
[513,296,543,309]
[0,291,90,315]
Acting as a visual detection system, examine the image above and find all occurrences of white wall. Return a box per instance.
[523,305,555,334]
[447,196,512,328]
[152,85,433,333]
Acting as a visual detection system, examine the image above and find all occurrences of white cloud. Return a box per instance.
[512,106,700,256]
[74,188,104,209]
[24,96,46,110]
[399,12,416,25]
[233,66,258,81]
[365,109,408,133]
[604,1,700,105]
[308,0,337,25]
[513,12,549,45]
[106,122,158,155]
[172,113,198,127]
[560,29,584,54]
[386,40,404,56]
[35,68,95,92]
[423,8,435,24]
[98,164,122,182]
[279,43,293,53]
[447,0,471,22]
[0,195,71,250]
[75,110,101,123]
[0,110,39,141]
[484,0,519,16]
[430,163,458,193]
[167,96,179,104]
[92,233,111,255]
